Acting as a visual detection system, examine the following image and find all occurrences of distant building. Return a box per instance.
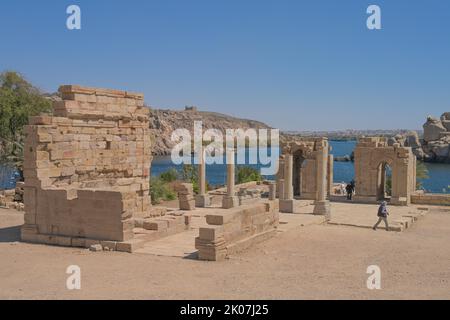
[185,106,198,112]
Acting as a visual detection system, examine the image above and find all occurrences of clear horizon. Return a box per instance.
[1,0,449,131]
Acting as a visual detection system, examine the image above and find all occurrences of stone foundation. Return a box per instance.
[195,201,279,261]
[411,193,450,206]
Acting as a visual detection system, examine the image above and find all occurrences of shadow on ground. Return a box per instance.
[0,225,21,242]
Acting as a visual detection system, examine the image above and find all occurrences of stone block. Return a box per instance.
[313,200,331,219]
[279,199,294,213]
[100,240,117,251]
[179,199,195,210]
[222,196,239,209]
[116,239,146,253]
[89,244,103,252]
[199,226,224,241]
[195,194,211,207]
[143,220,168,231]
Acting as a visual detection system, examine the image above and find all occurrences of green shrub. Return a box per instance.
[236,166,262,185]
[150,176,176,204]
[181,164,200,194]
[159,168,178,183]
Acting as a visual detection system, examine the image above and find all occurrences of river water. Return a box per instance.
[1,141,449,193]
[153,141,450,193]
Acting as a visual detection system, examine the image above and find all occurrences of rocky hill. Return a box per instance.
[389,112,450,163]
[149,107,272,155]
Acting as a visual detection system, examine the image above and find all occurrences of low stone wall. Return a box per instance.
[411,193,450,206]
[195,200,279,261]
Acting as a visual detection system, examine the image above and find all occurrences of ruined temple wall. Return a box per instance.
[354,137,415,205]
[280,138,330,201]
[300,159,317,199]
[22,85,153,244]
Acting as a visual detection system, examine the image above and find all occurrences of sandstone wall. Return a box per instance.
[195,201,279,261]
[354,137,416,206]
[411,193,450,206]
[21,85,154,246]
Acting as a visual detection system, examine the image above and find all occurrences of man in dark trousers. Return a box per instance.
[345,183,353,200]
[373,201,389,231]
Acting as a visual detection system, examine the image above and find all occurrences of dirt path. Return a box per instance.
[1,207,450,299]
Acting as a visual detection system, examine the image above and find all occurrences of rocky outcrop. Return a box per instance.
[392,113,450,163]
[441,112,450,131]
[423,116,447,142]
[421,114,450,162]
[149,107,272,155]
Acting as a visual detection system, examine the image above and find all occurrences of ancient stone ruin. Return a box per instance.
[21,85,187,252]
[19,85,280,258]
[195,201,279,261]
[277,138,332,217]
[17,84,433,261]
[353,137,416,206]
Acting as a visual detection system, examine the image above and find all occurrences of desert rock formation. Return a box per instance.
[391,113,450,163]
[148,107,271,155]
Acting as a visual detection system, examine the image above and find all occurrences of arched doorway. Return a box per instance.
[377,162,392,201]
[293,150,306,197]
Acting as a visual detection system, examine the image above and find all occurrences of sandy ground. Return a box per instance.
[1,205,450,300]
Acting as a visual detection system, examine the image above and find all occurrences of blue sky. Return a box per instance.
[1,0,449,131]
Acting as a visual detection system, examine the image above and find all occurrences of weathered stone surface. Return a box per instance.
[428,141,450,158]
[89,244,103,252]
[404,131,421,149]
[149,109,271,156]
[313,200,331,219]
[195,202,279,261]
[195,194,211,207]
[353,137,416,206]
[174,183,196,210]
[21,85,160,248]
[278,137,331,201]
[423,116,446,142]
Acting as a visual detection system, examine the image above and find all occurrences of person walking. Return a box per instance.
[373,201,389,231]
[345,183,353,200]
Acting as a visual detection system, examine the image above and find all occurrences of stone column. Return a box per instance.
[280,154,294,213]
[327,154,334,196]
[222,149,239,209]
[195,147,211,207]
[268,182,276,201]
[276,156,285,198]
[313,145,331,219]
[278,179,285,200]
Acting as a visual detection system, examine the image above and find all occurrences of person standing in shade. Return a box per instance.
[373,201,389,231]
[345,183,353,200]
